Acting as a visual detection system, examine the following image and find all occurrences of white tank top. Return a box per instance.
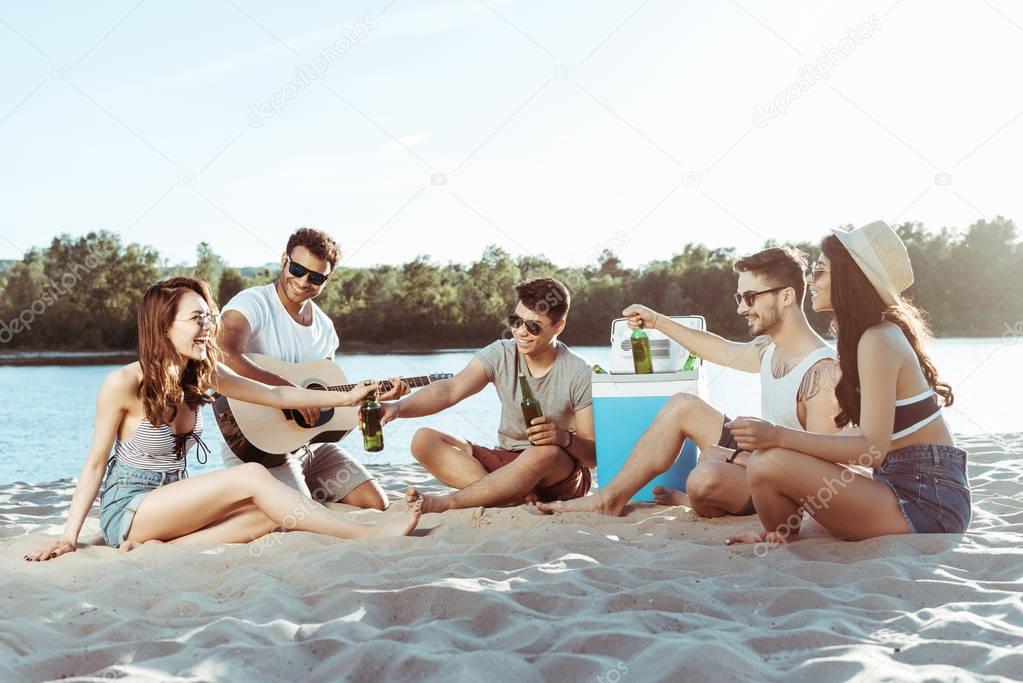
[760,344,837,430]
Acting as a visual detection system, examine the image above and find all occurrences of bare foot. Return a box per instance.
[362,499,421,538]
[119,539,165,553]
[652,486,690,507]
[725,529,802,547]
[405,486,454,514]
[723,530,766,546]
[535,492,625,517]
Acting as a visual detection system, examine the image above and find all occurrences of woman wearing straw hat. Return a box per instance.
[724,221,972,545]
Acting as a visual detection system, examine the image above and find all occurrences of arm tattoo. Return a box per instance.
[798,359,840,403]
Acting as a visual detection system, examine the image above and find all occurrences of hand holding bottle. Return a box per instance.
[526,416,568,448]
[623,304,661,331]
[345,381,380,407]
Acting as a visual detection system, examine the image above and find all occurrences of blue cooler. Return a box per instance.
[593,316,708,502]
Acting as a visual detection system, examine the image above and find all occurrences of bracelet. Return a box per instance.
[562,430,574,449]
[726,448,744,464]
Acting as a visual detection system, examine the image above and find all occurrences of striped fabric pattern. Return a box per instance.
[892,389,942,441]
[113,410,204,472]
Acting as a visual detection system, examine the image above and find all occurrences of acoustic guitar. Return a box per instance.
[214,353,452,467]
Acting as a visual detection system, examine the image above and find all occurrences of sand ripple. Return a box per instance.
[2,434,1021,682]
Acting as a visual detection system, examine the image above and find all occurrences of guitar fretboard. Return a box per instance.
[327,376,436,393]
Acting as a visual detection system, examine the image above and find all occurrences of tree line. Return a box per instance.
[1,217,1020,351]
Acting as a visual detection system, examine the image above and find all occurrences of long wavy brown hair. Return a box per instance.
[137,277,221,426]
[820,235,953,428]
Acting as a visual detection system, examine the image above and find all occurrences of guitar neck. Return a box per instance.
[327,376,435,393]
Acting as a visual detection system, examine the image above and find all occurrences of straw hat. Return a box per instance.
[830,220,914,305]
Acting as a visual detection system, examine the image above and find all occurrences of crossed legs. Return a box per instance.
[405,428,578,513]
[727,447,910,545]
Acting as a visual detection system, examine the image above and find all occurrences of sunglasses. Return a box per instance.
[508,314,549,336]
[734,286,788,308]
[286,257,329,286]
[177,311,220,328]
[809,262,830,282]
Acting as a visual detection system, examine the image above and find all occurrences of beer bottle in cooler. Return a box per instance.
[683,353,698,373]
[631,325,654,374]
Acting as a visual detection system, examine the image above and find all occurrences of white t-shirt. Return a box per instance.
[223,283,339,363]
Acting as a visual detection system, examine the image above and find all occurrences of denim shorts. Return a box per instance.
[99,460,187,548]
[873,444,972,534]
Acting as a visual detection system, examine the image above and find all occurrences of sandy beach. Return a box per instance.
[2,432,1021,682]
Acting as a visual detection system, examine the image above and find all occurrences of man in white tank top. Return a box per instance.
[218,228,408,510]
[539,247,840,518]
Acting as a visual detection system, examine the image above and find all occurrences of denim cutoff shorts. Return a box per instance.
[99,459,187,548]
[873,444,972,534]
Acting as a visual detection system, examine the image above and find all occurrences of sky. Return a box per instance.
[1,0,1022,269]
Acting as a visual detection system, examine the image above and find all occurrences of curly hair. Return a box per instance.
[136,277,220,426]
[286,228,341,269]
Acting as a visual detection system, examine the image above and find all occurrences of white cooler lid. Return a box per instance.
[592,371,706,398]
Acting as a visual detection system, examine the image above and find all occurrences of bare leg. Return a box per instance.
[726,447,910,546]
[410,428,489,488]
[127,462,420,545]
[407,446,576,513]
[538,393,727,516]
[168,502,277,545]
[665,460,753,517]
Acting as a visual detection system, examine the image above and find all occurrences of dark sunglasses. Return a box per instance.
[286,257,329,286]
[508,314,549,336]
[734,286,788,307]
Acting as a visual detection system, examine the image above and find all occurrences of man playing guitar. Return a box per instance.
[218,228,408,510]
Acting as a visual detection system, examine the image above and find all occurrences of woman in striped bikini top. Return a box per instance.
[112,408,209,471]
[25,276,420,563]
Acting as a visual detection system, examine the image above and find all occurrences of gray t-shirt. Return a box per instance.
[475,340,593,452]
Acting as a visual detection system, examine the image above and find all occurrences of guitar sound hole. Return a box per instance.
[295,383,333,428]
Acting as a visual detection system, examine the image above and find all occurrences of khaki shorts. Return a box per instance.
[221,442,375,503]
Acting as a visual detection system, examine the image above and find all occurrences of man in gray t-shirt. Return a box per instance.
[379,277,596,513]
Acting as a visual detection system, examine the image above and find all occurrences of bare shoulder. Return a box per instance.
[858,322,909,354]
[857,324,912,375]
[798,357,841,402]
[99,363,141,405]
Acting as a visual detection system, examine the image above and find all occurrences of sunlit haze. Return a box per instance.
[2,0,1020,268]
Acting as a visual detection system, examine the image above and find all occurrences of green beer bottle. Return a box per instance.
[519,372,543,428]
[592,364,608,374]
[631,325,654,374]
[683,353,698,372]
[361,389,384,453]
